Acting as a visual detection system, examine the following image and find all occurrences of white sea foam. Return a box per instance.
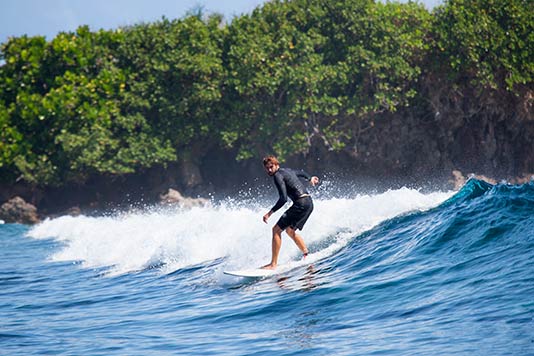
[27,188,453,276]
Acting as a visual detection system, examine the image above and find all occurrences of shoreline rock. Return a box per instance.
[159,188,210,209]
[0,196,40,225]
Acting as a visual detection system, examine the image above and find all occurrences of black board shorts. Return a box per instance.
[276,196,314,231]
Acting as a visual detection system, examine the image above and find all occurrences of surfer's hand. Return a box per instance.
[263,211,271,224]
[310,176,319,186]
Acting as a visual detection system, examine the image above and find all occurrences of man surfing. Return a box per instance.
[261,155,319,269]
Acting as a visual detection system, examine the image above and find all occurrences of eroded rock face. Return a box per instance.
[0,196,40,224]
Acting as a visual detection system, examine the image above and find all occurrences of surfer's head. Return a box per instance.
[263,155,280,176]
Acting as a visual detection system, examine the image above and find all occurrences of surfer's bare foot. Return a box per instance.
[262,263,276,270]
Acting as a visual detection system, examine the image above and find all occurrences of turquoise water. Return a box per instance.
[1,179,533,355]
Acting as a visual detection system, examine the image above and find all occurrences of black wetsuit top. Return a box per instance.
[271,168,312,212]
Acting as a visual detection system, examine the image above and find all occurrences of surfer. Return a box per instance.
[261,155,319,269]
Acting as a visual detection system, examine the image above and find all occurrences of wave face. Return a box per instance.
[3,180,533,355]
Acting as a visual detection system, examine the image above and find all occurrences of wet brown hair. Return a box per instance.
[262,155,279,166]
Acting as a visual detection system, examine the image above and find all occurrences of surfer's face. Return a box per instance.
[264,162,279,176]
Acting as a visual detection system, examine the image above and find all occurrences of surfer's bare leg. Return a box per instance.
[286,227,308,255]
[263,225,283,269]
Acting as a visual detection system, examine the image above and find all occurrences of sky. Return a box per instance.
[1,0,443,45]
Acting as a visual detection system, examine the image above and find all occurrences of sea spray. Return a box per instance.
[27,188,452,277]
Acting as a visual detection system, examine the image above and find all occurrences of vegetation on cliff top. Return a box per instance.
[1,0,532,188]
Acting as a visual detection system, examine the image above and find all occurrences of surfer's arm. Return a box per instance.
[263,176,287,223]
[296,170,311,180]
[296,170,319,186]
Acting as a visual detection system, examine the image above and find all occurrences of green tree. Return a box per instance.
[221,0,432,159]
[0,27,177,185]
[116,15,224,160]
[1,0,531,190]
[431,0,534,91]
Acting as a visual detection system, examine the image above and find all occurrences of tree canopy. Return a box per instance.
[0,0,532,187]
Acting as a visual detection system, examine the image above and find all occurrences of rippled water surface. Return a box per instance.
[1,180,533,355]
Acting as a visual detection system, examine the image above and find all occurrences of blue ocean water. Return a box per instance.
[1,179,533,355]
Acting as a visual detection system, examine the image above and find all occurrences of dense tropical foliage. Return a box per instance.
[0,0,532,188]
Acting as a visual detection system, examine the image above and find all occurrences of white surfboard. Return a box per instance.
[223,268,277,278]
